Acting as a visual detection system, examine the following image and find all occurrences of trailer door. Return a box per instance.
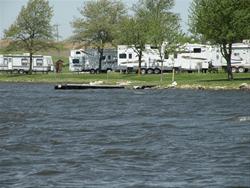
[6,58,13,70]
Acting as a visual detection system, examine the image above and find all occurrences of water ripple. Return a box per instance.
[0,83,249,187]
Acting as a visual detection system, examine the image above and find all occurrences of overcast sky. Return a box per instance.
[0,0,192,40]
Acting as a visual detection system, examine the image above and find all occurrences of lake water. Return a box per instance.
[0,83,250,188]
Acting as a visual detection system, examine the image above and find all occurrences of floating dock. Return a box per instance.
[55,84,125,90]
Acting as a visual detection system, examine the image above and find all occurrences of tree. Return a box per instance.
[189,0,250,80]
[4,0,54,74]
[118,16,149,75]
[140,0,180,80]
[118,0,180,75]
[72,0,126,72]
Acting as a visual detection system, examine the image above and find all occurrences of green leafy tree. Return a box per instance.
[72,0,126,71]
[141,0,180,80]
[189,0,250,80]
[119,0,180,75]
[118,15,149,75]
[4,0,54,74]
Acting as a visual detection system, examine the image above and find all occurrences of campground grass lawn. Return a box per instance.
[0,71,250,89]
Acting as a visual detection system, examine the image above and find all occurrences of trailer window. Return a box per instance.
[107,55,111,60]
[193,48,201,53]
[36,59,43,66]
[129,54,132,59]
[174,53,178,59]
[72,59,80,64]
[151,46,158,49]
[76,51,81,55]
[21,58,28,66]
[3,58,8,65]
[164,52,169,59]
[119,53,127,59]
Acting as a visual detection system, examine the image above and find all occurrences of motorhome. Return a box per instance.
[69,49,117,73]
[0,54,54,73]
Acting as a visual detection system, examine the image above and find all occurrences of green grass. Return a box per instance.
[0,71,250,89]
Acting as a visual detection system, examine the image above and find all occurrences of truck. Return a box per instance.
[69,48,117,73]
[0,54,54,74]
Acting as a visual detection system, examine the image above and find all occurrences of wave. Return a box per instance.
[238,116,250,122]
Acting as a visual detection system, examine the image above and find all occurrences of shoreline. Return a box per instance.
[0,80,249,91]
[0,72,250,91]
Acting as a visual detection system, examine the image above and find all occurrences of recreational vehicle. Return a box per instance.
[173,43,211,72]
[69,49,117,73]
[117,42,250,73]
[117,45,175,74]
[0,54,54,73]
[176,43,250,73]
[69,43,250,74]
[229,43,250,73]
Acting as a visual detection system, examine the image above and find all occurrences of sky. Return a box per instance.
[0,0,192,40]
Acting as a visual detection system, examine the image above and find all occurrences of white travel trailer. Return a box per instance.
[173,43,211,72]
[69,49,117,73]
[117,42,250,74]
[169,42,250,73]
[117,45,175,74]
[228,43,250,73]
[0,54,54,73]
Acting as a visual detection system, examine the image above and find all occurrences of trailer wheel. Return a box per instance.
[238,67,245,73]
[90,69,95,74]
[154,68,161,74]
[18,69,25,74]
[141,68,146,74]
[231,67,237,73]
[147,68,154,74]
[174,67,180,73]
[106,68,112,73]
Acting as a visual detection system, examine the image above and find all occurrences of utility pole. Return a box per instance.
[54,24,60,42]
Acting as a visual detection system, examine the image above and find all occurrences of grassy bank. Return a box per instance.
[0,71,250,90]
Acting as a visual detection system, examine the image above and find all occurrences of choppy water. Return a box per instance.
[0,83,250,188]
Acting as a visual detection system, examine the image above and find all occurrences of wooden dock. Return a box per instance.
[55,84,125,90]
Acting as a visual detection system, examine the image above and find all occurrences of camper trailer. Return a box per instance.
[172,44,211,72]
[117,44,211,73]
[117,45,175,74]
[69,49,117,73]
[117,42,250,73]
[0,54,54,73]
[69,43,250,74]
[228,43,250,73]
[176,43,250,73]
